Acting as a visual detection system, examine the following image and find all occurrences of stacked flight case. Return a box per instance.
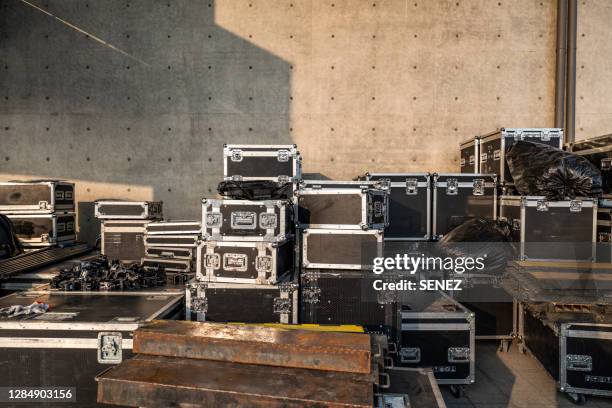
[95,200,163,262]
[0,181,76,249]
[296,179,393,334]
[187,145,300,324]
[142,220,201,284]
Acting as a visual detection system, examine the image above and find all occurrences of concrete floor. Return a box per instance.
[441,342,612,408]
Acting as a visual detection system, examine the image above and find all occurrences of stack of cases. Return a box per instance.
[143,220,201,284]
[186,145,301,324]
[296,180,393,334]
[94,200,163,262]
[0,181,76,249]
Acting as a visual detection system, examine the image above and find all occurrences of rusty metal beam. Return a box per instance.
[96,354,374,408]
[133,320,373,374]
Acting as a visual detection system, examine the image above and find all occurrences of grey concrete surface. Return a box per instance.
[0,0,610,242]
[442,342,612,408]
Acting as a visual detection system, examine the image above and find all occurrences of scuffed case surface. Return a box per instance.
[103,232,145,261]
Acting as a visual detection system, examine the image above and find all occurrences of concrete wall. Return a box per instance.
[0,0,608,241]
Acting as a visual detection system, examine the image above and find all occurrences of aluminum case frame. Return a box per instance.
[0,180,75,214]
[202,198,292,243]
[397,291,476,386]
[301,228,384,270]
[94,200,163,220]
[146,221,201,235]
[143,234,200,247]
[499,196,597,262]
[432,173,497,239]
[459,137,480,174]
[296,180,389,230]
[223,144,302,182]
[478,128,564,186]
[8,212,76,246]
[365,173,431,240]
[185,278,299,324]
[196,240,293,284]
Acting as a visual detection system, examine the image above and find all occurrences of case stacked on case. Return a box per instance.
[94,200,163,263]
[0,180,76,249]
[187,145,301,323]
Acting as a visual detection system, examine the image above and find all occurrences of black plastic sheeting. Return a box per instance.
[0,214,21,260]
[217,181,293,200]
[507,140,602,200]
[436,218,515,275]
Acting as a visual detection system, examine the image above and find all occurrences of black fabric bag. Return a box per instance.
[217,181,293,200]
[436,218,514,275]
[507,140,602,200]
[0,214,22,260]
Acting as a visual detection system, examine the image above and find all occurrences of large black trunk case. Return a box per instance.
[299,269,397,335]
[101,220,149,262]
[296,180,388,230]
[301,228,383,270]
[432,173,497,239]
[499,196,597,262]
[478,128,564,188]
[8,213,76,247]
[185,276,299,324]
[520,303,612,400]
[0,290,183,408]
[202,198,293,243]
[365,173,431,240]
[196,240,293,284]
[570,133,612,194]
[94,200,163,220]
[0,181,75,214]
[223,144,302,182]
[397,291,475,385]
[460,137,480,174]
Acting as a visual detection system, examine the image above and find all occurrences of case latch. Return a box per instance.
[230,149,243,162]
[541,130,551,141]
[448,347,470,363]
[206,213,222,228]
[255,256,273,273]
[473,178,484,196]
[405,178,418,195]
[602,158,612,170]
[566,354,592,372]
[493,150,501,161]
[273,297,292,314]
[97,332,123,364]
[55,191,65,200]
[446,178,458,195]
[512,219,521,231]
[259,213,277,229]
[277,150,290,162]
[399,347,421,363]
[536,200,549,211]
[569,200,583,212]
[38,201,49,210]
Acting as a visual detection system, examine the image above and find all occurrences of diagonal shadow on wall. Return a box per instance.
[0,0,293,243]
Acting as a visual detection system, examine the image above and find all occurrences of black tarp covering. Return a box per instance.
[217,181,293,200]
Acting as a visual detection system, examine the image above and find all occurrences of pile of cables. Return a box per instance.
[50,256,165,291]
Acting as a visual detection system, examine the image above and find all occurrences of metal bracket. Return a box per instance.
[602,158,612,170]
[204,254,220,270]
[273,297,292,314]
[569,200,582,212]
[469,155,475,165]
[493,149,501,161]
[480,153,488,163]
[278,175,291,183]
[448,347,470,363]
[255,256,273,274]
[55,190,65,200]
[541,130,551,141]
[38,201,49,210]
[536,200,549,212]
[97,332,123,364]
[277,150,290,162]
[566,354,592,372]
[405,178,418,195]
[230,149,243,162]
[472,178,484,196]
[446,178,458,195]
[191,297,208,313]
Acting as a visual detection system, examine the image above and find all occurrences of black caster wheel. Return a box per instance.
[567,392,587,405]
[449,385,465,398]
